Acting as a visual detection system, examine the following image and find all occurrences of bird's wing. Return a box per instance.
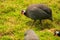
[31,7,51,18]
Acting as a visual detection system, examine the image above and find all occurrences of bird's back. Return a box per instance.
[27,4,52,15]
[25,6,50,20]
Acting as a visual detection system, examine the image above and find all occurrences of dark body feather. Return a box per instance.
[24,4,53,24]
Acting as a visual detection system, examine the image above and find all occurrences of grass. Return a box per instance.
[0,0,60,40]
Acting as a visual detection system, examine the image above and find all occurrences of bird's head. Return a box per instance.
[21,10,26,15]
[54,30,60,36]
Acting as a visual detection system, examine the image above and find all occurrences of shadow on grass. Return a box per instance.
[25,20,55,30]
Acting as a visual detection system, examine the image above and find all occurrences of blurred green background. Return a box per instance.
[0,0,60,40]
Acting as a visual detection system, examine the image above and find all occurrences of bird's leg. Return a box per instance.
[31,20,36,26]
[39,20,42,25]
[30,20,36,29]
